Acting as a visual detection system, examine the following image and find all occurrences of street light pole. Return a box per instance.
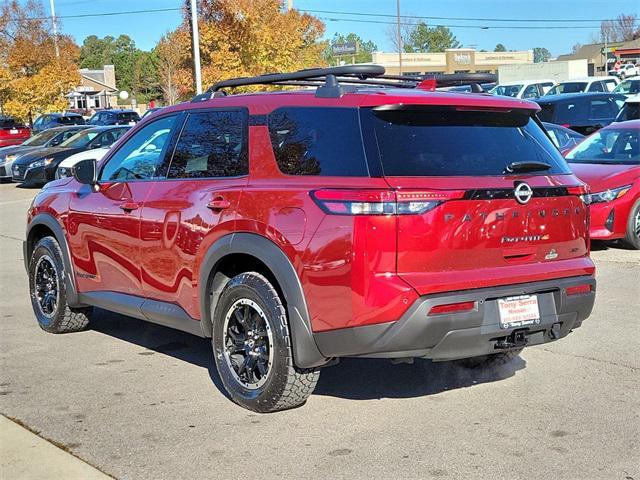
[49,0,59,58]
[396,0,402,74]
[190,0,202,94]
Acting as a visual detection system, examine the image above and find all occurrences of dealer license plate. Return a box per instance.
[498,295,540,329]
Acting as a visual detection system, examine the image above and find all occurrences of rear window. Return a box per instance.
[117,112,139,122]
[59,115,85,125]
[0,117,22,129]
[361,107,571,176]
[268,107,368,176]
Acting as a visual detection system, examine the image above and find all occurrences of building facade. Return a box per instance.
[66,65,118,113]
[371,49,534,75]
[557,39,640,76]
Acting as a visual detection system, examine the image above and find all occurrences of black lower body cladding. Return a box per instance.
[313,276,595,361]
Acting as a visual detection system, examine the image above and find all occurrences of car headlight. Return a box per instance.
[28,157,55,169]
[589,185,632,204]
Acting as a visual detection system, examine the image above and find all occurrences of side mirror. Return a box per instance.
[72,159,98,188]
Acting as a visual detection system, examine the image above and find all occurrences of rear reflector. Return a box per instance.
[311,189,464,216]
[428,301,476,315]
[566,284,592,296]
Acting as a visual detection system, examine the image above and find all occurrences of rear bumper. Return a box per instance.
[313,275,596,361]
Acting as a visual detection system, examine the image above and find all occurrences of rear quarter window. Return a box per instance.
[268,107,369,176]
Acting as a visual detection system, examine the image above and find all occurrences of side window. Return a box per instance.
[61,130,77,142]
[33,116,44,128]
[589,99,616,119]
[589,82,604,92]
[168,110,248,179]
[522,84,539,99]
[540,83,554,95]
[94,130,118,147]
[603,80,617,92]
[267,107,369,176]
[100,115,177,182]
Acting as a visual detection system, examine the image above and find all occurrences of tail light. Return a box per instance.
[567,184,591,205]
[311,189,464,216]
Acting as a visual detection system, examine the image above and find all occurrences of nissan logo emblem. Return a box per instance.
[514,183,534,204]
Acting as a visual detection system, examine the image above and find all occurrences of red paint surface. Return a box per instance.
[27,88,596,334]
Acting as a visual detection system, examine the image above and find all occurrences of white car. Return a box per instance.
[490,79,555,99]
[56,147,109,179]
[546,76,620,95]
[609,63,639,79]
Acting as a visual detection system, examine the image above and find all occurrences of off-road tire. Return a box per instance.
[621,199,640,250]
[454,348,524,369]
[28,236,91,333]
[212,272,320,413]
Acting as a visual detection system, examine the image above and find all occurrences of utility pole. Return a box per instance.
[190,0,202,94]
[603,32,608,76]
[396,0,402,74]
[49,0,59,58]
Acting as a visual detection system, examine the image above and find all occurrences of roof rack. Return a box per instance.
[191,66,497,101]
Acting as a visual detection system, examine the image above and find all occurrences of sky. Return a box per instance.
[45,0,639,56]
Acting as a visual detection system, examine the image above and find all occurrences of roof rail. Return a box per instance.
[191,67,497,102]
[192,65,385,101]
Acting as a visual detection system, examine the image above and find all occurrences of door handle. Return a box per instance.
[119,201,140,212]
[207,197,231,212]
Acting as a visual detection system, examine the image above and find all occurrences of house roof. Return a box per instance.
[79,73,117,93]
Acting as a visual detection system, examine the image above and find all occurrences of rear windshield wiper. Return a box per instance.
[505,161,552,174]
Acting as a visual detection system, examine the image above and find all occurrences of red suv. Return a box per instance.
[24,66,596,412]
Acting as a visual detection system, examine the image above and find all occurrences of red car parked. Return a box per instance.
[565,120,640,249]
[0,116,30,147]
[24,66,596,412]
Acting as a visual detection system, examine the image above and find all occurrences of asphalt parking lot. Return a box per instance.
[0,182,638,480]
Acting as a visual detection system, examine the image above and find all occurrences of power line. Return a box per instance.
[301,8,639,24]
[8,5,633,31]
[9,7,182,22]
[317,16,607,30]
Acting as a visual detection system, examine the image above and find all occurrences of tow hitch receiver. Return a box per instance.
[495,329,529,350]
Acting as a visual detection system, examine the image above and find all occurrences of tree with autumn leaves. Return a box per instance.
[158,0,326,98]
[0,0,80,123]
